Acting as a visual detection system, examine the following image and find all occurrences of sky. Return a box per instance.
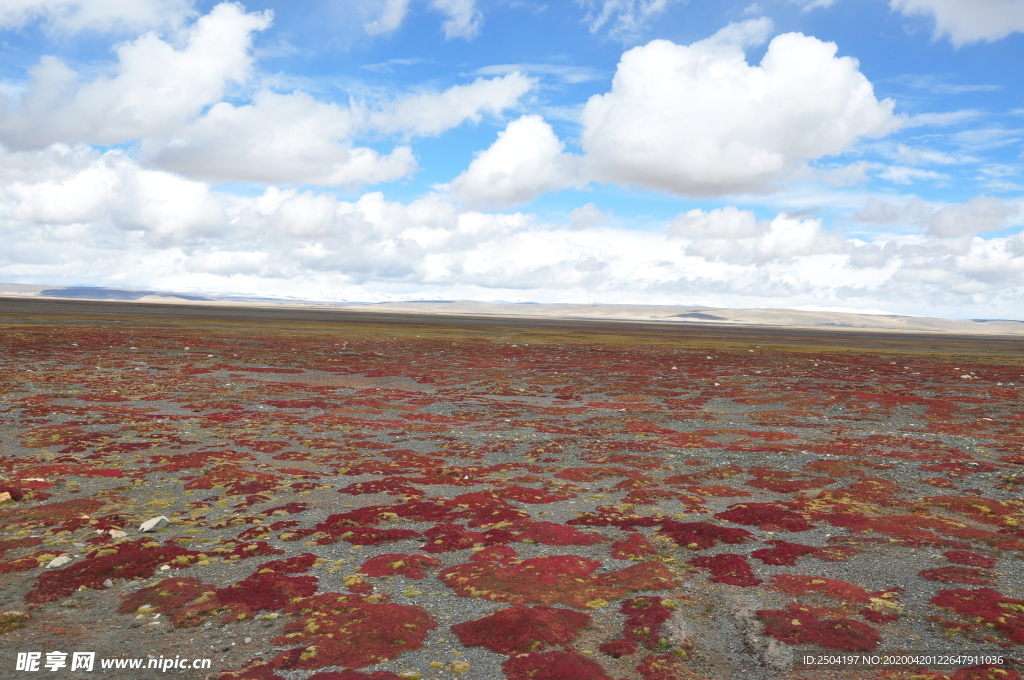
[0,0,1022,319]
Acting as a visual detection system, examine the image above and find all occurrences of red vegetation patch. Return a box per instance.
[919,566,996,585]
[271,593,436,669]
[514,521,604,546]
[656,520,754,549]
[337,477,424,498]
[319,526,422,546]
[944,550,996,568]
[0,550,54,573]
[359,553,442,579]
[502,651,613,680]
[611,533,657,560]
[439,553,674,608]
[555,467,630,482]
[715,503,814,532]
[451,605,591,654]
[766,575,872,602]
[26,540,201,603]
[636,654,683,680]
[306,672,406,680]
[617,596,677,650]
[929,588,1024,644]
[745,466,835,493]
[952,666,1023,680]
[494,485,576,504]
[757,603,881,651]
[689,553,761,587]
[569,505,660,530]
[117,577,213,615]
[751,540,862,565]
[751,540,818,566]
[0,536,43,558]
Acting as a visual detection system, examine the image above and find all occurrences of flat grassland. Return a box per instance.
[1,298,1023,680]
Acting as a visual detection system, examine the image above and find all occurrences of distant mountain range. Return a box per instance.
[2,283,1022,335]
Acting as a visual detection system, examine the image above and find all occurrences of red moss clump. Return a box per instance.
[745,466,835,493]
[514,521,604,546]
[952,666,1023,680]
[656,520,754,549]
[117,577,213,615]
[569,505,661,530]
[439,553,674,608]
[319,526,422,546]
[420,523,504,553]
[215,661,286,680]
[0,551,54,573]
[270,593,436,669]
[757,603,881,651]
[919,566,995,585]
[254,553,319,574]
[359,553,442,579]
[636,653,681,680]
[689,554,761,587]
[0,497,104,529]
[929,588,1024,644]
[213,574,319,616]
[598,638,637,657]
[337,478,424,498]
[555,467,631,482]
[502,651,613,680]
[26,540,201,603]
[0,536,43,558]
[716,503,814,532]
[451,605,591,654]
[944,550,996,568]
[618,596,676,649]
[751,540,818,566]
[766,575,871,602]
[925,496,1024,526]
[306,672,406,680]
[611,533,657,559]
[495,485,576,504]
[261,502,309,516]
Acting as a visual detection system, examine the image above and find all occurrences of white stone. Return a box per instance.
[108,529,127,539]
[47,555,73,568]
[139,516,170,532]
[0,491,12,503]
[103,579,114,588]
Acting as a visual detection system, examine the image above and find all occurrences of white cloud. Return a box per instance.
[474,63,603,85]
[366,73,534,137]
[141,73,532,187]
[569,203,608,229]
[580,0,678,38]
[852,195,1019,237]
[891,0,1024,46]
[669,207,842,264]
[0,2,271,149]
[2,149,1023,317]
[877,165,948,184]
[579,19,900,196]
[429,0,481,39]
[139,90,417,187]
[0,0,532,188]
[924,196,1019,237]
[0,0,193,34]
[449,115,583,208]
[1,147,226,244]
[365,0,410,35]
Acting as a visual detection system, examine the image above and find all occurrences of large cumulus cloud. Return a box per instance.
[580,19,900,196]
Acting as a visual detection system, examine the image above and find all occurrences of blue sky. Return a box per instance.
[0,0,1022,318]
